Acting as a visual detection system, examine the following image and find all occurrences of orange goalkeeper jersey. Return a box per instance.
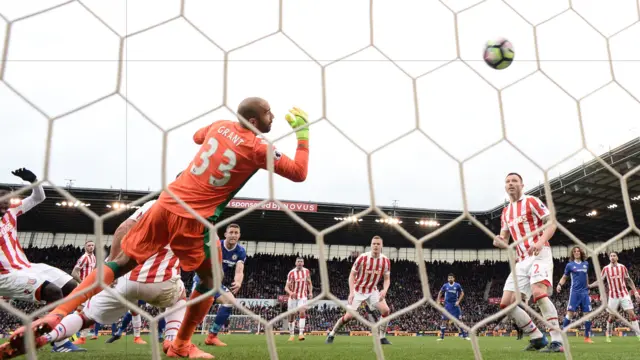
[157,120,309,221]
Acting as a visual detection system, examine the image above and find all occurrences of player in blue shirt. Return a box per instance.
[556,246,593,343]
[192,223,247,347]
[436,273,469,340]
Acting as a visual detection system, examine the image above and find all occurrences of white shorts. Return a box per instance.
[503,247,553,299]
[287,297,307,311]
[84,275,184,325]
[0,263,73,302]
[606,295,634,314]
[348,290,381,310]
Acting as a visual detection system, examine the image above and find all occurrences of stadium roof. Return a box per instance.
[3,138,639,249]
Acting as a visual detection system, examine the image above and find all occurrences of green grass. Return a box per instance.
[23,334,640,359]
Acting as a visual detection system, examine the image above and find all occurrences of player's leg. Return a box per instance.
[372,295,391,345]
[622,298,640,339]
[166,216,220,358]
[453,305,469,339]
[580,295,593,342]
[287,299,298,341]
[106,311,133,343]
[298,305,307,340]
[33,286,130,358]
[161,296,187,353]
[9,218,158,348]
[500,269,546,350]
[530,256,563,353]
[438,314,448,341]
[204,286,235,346]
[168,260,215,358]
[604,300,617,342]
[326,293,364,343]
[131,310,146,344]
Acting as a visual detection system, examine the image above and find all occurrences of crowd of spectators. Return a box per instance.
[2,245,639,335]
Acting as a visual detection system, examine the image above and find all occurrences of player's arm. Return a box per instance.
[379,270,390,301]
[71,257,84,283]
[285,273,295,298]
[557,263,571,293]
[529,198,556,254]
[493,212,510,249]
[556,275,569,293]
[231,260,245,294]
[193,123,215,145]
[306,276,313,298]
[624,268,640,301]
[456,287,464,306]
[588,268,606,289]
[11,168,45,214]
[109,218,136,261]
[436,289,443,303]
[254,108,310,182]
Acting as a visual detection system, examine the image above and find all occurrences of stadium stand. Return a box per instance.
[0,138,639,337]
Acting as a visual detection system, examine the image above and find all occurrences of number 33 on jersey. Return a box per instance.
[158,119,310,221]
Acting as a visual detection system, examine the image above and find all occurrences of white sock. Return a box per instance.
[289,322,295,335]
[46,314,85,343]
[79,328,89,339]
[299,318,306,335]
[164,299,186,341]
[536,296,562,344]
[132,314,142,337]
[631,320,640,336]
[379,315,388,339]
[508,306,543,339]
[329,316,345,336]
[606,321,613,336]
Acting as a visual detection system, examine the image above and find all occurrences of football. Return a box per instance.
[484,38,514,70]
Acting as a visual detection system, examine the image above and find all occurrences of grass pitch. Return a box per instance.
[20,334,640,359]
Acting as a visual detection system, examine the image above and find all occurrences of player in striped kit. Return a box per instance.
[70,240,96,344]
[285,257,312,341]
[588,251,640,342]
[493,173,563,353]
[0,200,189,358]
[326,236,392,345]
[0,168,84,353]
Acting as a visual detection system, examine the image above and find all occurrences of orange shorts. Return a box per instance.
[121,202,216,272]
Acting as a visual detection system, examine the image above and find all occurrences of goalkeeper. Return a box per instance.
[10,97,310,359]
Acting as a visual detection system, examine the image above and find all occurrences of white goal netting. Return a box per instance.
[1,0,640,359]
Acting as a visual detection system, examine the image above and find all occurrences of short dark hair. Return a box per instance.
[227,224,240,230]
[296,257,304,261]
[448,273,455,278]
[506,172,523,182]
[609,251,618,256]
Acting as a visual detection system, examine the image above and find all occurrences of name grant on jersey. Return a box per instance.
[217,126,246,147]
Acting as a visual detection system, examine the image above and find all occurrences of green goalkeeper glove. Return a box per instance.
[284,107,309,141]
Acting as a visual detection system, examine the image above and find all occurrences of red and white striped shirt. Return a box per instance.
[500,195,551,261]
[0,185,45,274]
[75,253,96,281]
[123,200,180,283]
[287,267,311,299]
[351,252,391,294]
[601,263,630,299]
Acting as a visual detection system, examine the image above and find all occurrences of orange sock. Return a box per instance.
[173,289,214,349]
[52,265,115,316]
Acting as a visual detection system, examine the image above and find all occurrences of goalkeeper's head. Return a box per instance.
[237,97,274,134]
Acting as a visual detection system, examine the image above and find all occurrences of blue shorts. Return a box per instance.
[191,274,229,301]
[442,304,461,320]
[567,292,591,312]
